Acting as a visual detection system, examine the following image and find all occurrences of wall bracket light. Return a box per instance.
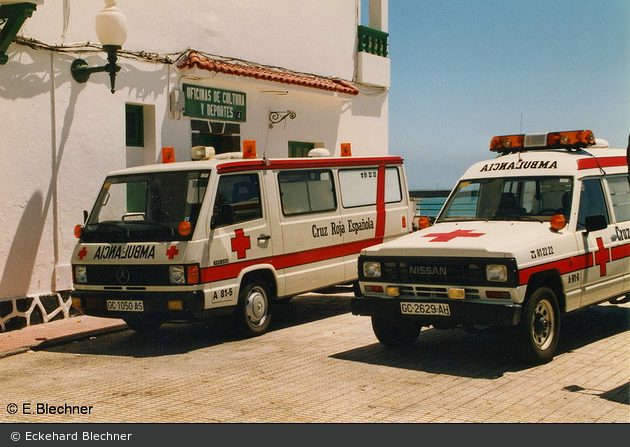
[70,0,127,93]
[269,110,296,129]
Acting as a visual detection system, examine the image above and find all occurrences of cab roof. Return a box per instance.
[104,154,405,177]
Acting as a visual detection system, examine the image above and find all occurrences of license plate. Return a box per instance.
[107,300,144,312]
[400,302,450,316]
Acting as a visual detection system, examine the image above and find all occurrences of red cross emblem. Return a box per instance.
[166,245,179,259]
[231,229,251,259]
[422,229,485,242]
[78,247,88,260]
[594,237,610,276]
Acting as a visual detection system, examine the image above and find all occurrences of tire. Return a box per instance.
[352,281,363,298]
[123,315,162,333]
[371,316,422,347]
[234,279,272,337]
[517,287,560,364]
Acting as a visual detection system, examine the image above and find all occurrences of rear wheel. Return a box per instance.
[517,287,560,364]
[371,316,422,347]
[234,279,272,337]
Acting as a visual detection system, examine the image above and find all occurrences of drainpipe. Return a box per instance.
[50,51,61,291]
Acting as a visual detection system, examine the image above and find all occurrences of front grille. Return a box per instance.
[399,285,481,299]
[83,264,171,286]
[360,256,518,288]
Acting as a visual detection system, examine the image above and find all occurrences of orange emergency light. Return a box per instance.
[416,216,431,230]
[178,221,192,237]
[341,143,352,157]
[162,147,176,163]
[490,130,595,153]
[243,140,257,159]
[550,214,567,231]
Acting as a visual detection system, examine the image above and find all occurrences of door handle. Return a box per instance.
[257,234,271,241]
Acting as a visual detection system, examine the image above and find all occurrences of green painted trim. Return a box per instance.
[358,25,389,58]
[125,104,144,147]
[288,141,315,158]
[0,2,38,65]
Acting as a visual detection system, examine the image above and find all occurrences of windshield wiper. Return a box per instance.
[89,221,127,231]
[490,213,544,223]
[121,220,176,236]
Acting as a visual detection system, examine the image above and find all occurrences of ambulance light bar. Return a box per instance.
[490,130,595,153]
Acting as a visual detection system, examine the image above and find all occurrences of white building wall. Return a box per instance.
[0,0,389,328]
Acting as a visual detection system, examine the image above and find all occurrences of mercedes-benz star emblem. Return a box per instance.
[116,267,130,284]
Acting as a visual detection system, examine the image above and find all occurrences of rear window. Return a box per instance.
[338,167,402,208]
[607,175,630,222]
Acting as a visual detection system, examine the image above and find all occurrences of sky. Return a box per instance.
[384,0,630,191]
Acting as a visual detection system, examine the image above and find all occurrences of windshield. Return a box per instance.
[437,176,573,223]
[82,170,210,242]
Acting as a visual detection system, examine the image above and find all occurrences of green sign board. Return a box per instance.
[183,84,246,122]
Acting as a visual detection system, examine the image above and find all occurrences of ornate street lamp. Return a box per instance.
[70,0,127,93]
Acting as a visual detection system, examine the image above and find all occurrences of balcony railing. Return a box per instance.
[358,25,389,57]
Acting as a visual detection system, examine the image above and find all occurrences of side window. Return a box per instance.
[212,174,262,227]
[607,175,630,222]
[385,167,403,203]
[443,181,480,219]
[577,178,609,230]
[278,170,336,215]
[338,167,402,208]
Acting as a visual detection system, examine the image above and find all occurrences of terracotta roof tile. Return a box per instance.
[178,51,359,96]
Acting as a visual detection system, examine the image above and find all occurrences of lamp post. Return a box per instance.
[70,0,128,93]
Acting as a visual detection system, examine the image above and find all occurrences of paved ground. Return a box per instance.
[0,313,126,358]
[0,291,628,424]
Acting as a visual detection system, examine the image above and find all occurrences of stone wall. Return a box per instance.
[0,292,77,332]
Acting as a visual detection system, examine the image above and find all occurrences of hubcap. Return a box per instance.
[531,299,554,349]
[246,287,267,327]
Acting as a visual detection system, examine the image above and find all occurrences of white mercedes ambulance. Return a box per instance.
[351,130,630,364]
[71,142,412,336]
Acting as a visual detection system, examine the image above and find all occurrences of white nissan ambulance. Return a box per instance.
[351,130,629,364]
[71,142,412,336]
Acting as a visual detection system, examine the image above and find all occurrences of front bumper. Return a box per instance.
[71,290,232,322]
[350,295,522,327]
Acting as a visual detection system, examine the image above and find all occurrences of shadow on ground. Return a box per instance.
[39,287,354,358]
[331,304,629,379]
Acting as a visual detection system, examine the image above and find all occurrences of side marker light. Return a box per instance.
[162,146,176,163]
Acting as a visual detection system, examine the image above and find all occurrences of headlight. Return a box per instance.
[169,265,186,284]
[363,261,381,278]
[486,264,508,282]
[74,265,87,283]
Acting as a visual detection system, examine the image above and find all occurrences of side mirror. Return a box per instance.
[584,214,607,233]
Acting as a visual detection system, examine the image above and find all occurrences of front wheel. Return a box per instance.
[517,287,560,364]
[234,279,272,337]
[124,315,162,333]
[371,316,422,347]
